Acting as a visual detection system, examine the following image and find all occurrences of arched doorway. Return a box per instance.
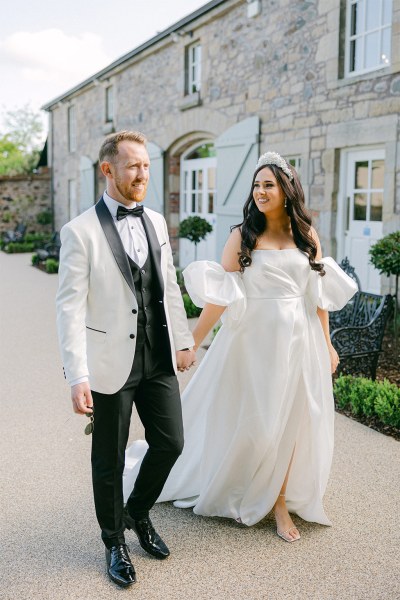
[179,142,217,267]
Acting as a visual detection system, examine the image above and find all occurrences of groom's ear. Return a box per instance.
[100,160,113,179]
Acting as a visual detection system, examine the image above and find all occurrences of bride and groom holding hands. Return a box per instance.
[56,130,357,587]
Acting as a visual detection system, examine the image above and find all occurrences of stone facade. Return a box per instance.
[0,170,52,236]
[44,0,400,292]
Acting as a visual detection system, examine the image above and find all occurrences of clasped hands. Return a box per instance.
[176,348,196,373]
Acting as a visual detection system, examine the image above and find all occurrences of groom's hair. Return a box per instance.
[99,130,147,163]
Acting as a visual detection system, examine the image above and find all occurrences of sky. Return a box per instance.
[0,0,209,134]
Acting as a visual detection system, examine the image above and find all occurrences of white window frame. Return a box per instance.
[105,85,114,123]
[345,0,392,78]
[186,42,201,95]
[68,105,76,153]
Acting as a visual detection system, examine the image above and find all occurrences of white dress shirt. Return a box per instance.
[70,191,148,387]
[103,190,148,267]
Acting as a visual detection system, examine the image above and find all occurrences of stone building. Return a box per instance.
[43,0,400,293]
[0,171,52,237]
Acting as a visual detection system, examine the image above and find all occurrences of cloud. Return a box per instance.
[0,29,111,86]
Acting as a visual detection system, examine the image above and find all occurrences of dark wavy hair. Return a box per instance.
[233,160,325,276]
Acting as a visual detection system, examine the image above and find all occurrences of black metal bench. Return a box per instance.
[2,222,26,243]
[329,281,393,380]
[35,231,61,262]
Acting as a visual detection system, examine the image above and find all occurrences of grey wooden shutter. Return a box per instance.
[79,156,95,213]
[146,142,164,213]
[215,117,260,258]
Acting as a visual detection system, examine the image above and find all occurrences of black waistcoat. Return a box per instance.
[127,252,171,362]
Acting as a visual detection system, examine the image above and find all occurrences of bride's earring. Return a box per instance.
[284,198,288,209]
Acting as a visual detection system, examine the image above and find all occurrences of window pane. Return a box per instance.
[382,0,392,25]
[354,193,367,220]
[352,0,364,35]
[208,192,214,214]
[365,31,380,68]
[197,169,203,190]
[371,160,384,188]
[191,171,196,211]
[208,167,216,189]
[186,144,216,159]
[381,27,391,64]
[355,161,369,188]
[365,0,379,31]
[370,192,383,221]
[350,38,363,72]
[354,193,368,220]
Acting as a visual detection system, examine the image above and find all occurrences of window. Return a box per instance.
[68,106,76,153]
[346,0,392,76]
[105,85,114,123]
[181,144,216,215]
[68,179,78,219]
[185,43,201,95]
[287,156,301,171]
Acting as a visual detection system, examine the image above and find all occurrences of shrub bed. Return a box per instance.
[334,375,400,433]
[4,241,35,253]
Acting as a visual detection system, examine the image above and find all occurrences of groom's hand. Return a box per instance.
[71,382,93,415]
[176,349,196,372]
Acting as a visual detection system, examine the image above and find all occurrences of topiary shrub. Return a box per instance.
[370,231,400,337]
[179,216,213,260]
[182,293,202,318]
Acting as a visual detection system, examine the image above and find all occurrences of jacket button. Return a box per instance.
[130,334,135,339]
[141,269,146,274]
[132,309,137,314]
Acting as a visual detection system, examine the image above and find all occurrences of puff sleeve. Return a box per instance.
[183,261,246,326]
[307,257,358,311]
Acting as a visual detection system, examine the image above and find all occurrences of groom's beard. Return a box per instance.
[114,176,148,204]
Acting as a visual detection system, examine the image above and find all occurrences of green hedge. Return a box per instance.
[334,375,400,429]
[182,293,202,318]
[45,258,59,274]
[4,241,35,253]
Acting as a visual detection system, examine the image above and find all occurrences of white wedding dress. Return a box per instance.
[123,250,357,526]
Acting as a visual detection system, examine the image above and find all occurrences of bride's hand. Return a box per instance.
[328,343,340,374]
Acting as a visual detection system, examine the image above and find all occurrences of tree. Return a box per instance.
[178,216,213,260]
[0,105,44,175]
[369,231,400,340]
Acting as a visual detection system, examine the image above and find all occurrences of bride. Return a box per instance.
[123,151,357,542]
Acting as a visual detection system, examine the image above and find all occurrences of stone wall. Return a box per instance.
[0,170,52,236]
[47,0,400,255]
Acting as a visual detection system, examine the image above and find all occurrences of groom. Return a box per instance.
[56,131,195,587]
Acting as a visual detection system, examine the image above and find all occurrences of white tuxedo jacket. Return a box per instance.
[56,198,194,394]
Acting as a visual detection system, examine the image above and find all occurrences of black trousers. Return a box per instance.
[91,337,183,548]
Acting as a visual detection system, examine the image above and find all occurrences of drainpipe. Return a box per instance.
[50,109,55,232]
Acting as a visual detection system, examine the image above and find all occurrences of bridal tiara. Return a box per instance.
[256,152,294,181]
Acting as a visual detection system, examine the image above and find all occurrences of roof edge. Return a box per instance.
[42,0,228,111]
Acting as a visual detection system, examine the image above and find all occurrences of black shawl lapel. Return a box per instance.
[141,211,165,296]
[95,197,136,297]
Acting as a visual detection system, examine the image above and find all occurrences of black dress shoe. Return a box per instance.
[124,509,170,560]
[105,544,136,587]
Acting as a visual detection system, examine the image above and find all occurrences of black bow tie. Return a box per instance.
[116,205,144,220]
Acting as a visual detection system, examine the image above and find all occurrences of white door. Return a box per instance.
[180,146,217,267]
[344,149,384,293]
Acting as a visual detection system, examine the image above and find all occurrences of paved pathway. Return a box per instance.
[0,252,399,600]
